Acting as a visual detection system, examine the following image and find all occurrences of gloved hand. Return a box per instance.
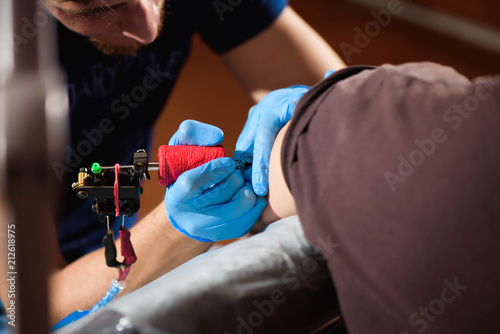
[235,85,309,196]
[165,158,267,242]
[169,119,224,146]
[165,120,267,242]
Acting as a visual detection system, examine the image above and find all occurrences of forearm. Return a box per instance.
[48,202,211,325]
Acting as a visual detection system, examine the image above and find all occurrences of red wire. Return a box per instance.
[114,164,120,217]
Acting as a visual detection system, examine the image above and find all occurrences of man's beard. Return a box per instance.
[90,38,145,56]
[90,0,166,56]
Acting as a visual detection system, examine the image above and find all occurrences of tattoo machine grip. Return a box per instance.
[157,145,226,187]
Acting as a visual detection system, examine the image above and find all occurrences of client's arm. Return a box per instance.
[255,122,297,228]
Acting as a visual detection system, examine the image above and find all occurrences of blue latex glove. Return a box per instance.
[169,119,224,146]
[324,70,336,79]
[165,120,267,242]
[165,159,267,242]
[235,85,309,196]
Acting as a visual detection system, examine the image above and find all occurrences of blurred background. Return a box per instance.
[141,0,500,216]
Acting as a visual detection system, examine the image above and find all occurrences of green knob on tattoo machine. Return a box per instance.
[91,162,102,174]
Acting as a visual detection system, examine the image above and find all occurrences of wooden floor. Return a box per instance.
[140,0,500,216]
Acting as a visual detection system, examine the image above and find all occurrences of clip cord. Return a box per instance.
[102,227,121,269]
[119,225,137,266]
[102,217,136,281]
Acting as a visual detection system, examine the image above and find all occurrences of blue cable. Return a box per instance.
[51,280,124,332]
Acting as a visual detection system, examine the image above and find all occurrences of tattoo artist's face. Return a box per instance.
[42,0,165,55]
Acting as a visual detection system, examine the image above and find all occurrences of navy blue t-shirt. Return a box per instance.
[54,0,287,262]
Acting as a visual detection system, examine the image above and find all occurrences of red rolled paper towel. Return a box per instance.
[157,145,226,187]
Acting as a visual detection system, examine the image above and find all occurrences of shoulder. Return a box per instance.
[196,0,288,53]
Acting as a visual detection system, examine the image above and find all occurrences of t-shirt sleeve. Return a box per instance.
[282,66,375,191]
[198,0,287,53]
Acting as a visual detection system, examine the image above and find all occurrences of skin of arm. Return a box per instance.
[221,6,345,103]
[47,203,211,325]
[255,122,296,228]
